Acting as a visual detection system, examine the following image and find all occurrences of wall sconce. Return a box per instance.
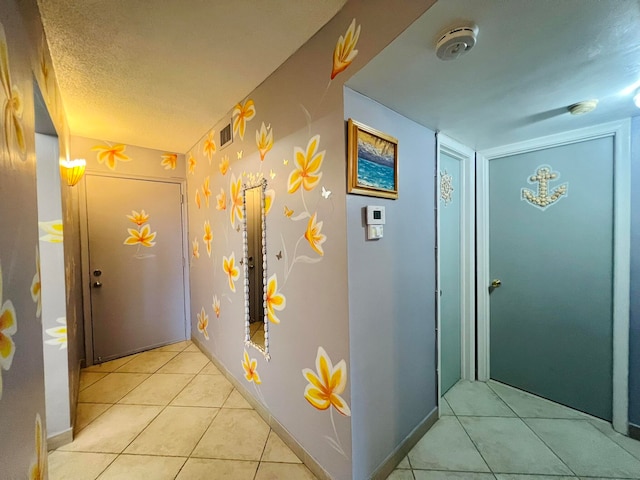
[60,158,86,187]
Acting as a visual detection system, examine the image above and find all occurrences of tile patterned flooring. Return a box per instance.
[48,340,317,480]
[389,380,640,480]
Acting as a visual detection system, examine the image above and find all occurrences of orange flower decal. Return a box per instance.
[219,155,229,175]
[287,135,324,194]
[302,346,351,416]
[212,295,220,318]
[127,210,149,226]
[266,274,285,324]
[202,176,212,208]
[188,153,196,174]
[223,253,239,292]
[232,99,256,140]
[192,237,200,259]
[304,212,326,256]
[256,122,273,161]
[195,190,201,209]
[29,414,46,480]
[242,350,261,384]
[31,247,41,318]
[0,260,17,400]
[0,25,26,158]
[203,220,213,257]
[197,307,209,340]
[203,130,216,163]
[161,153,177,170]
[92,143,131,171]
[331,18,361,80]
[124,224,156,247]
[265,189,275,215]
[229,174,243,228]
[216,188,227,211]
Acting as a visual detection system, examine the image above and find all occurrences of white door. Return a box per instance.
[85,175,187,363]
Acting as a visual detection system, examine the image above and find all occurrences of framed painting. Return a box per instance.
[347,119,398,199]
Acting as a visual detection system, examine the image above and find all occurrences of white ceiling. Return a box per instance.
[38,0,347,153]
[347,0,640,151]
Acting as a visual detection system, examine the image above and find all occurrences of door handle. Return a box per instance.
[489,278,501,293]
[93,281,102,288]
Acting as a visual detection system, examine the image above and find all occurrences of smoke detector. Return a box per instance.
[436,24,478,60]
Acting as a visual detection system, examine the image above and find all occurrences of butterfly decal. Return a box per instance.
[276,250,283,260]
[269,169,276,179]
[284,206,294,218]
[237,150,243,159]
[283,159,289,166]
[321,186,332,199]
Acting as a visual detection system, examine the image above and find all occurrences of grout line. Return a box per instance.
[451,414,494,474]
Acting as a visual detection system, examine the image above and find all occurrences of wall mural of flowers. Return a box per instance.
[38,220,63,243]
[233,99,256,140]
[44,317,67,349]
[124,209,157,258]
[92,143,131,171]
[30,247,41,319]
[29,414,46,480]
[161,152,177,170]
[303,346,351,457]
[0,259,17,400]
[197,307,209,340]
[0,23,26,161]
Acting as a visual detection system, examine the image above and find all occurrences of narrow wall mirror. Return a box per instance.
[242,178,270,360]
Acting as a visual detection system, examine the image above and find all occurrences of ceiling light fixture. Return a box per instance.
[60,158,86,186]
[568,99,598,115]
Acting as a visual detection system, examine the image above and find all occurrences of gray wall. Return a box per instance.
[630,115,639,428]
[344,88,437,479]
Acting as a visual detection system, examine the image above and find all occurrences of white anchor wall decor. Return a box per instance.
[521,165,568,211]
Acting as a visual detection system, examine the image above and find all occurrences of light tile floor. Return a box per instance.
[389,380,640,480]
[48,340,317,480]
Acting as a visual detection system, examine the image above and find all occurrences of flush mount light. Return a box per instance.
[568,99,598,115]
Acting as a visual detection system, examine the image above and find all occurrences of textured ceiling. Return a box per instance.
[348,0,640,150]
[38,0,347,153]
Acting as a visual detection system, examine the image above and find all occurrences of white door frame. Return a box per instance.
[436,133,476,406]
[79,172,191,366]
[476,120,630,433]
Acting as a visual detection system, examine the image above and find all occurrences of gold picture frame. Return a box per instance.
[347,119,398,199]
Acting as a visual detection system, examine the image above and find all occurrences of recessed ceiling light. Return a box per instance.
[568,100,598,115]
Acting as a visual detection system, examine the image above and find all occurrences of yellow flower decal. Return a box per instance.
[202,176,212,208]
[216,188,227,211]
[124,224,156,247]
[266,274,285,324]
[45,317,67,350]
[0,24,26,157]
[29,414,46,480]
[203,220,213,257]
[161,153,177,170]
[192,237,200,259]
[188,153,196,174]
[265,189,275,215]
[304,212,326,256]
[92,143,131,171]
[197,307,209,340]
[232,99,256,140]
[229,174,243,228]
[331,18,361,80]
[213,295,220,318]
[126,210,149,226]
[38,220,63,243]
[0,260,17,399]
[203,130,216,163]
[223,253,239,292]
[31,247,41,318]
[302,347,351,416]
[195,189,201,209]
[256,122,273,161]
[287,135,324,194]
[219,155,229,175]
[242,350,261,384]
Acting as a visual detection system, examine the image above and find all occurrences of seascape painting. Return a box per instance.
[347,119,398,199]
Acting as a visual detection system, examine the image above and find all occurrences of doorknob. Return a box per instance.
[93,281,102,288]
[491,279,502,288]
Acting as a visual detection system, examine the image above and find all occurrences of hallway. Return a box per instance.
[47,341,317,480]
[390,380,640,479]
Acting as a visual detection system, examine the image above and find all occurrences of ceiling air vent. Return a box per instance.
[220,121,233,149]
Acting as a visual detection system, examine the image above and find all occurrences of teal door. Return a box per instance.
[489,136,614,420]
[440,152,462,394]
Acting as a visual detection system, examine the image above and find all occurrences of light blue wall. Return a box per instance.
[629,115,640,428]
[345,88,437,479]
